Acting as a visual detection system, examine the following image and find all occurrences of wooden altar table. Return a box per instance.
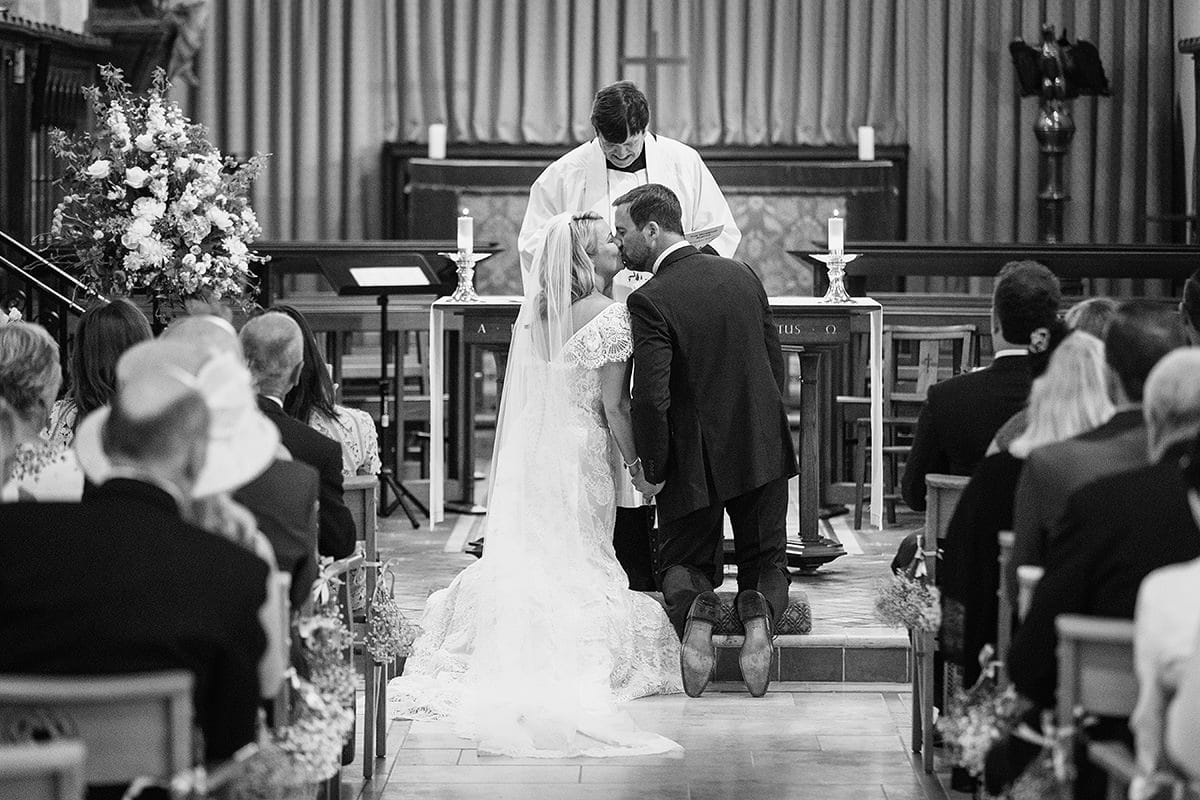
[429,297,885,561]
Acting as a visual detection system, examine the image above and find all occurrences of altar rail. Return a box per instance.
[797,242,1198,297]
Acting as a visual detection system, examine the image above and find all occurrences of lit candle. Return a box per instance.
[857,125,875,161]
[428,123,447,160]
[828,211,844,255]
[457,208,473,254]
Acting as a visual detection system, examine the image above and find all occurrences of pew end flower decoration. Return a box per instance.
[45,64,267,319]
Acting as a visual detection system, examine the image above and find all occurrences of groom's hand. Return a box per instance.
[632,474,664,498]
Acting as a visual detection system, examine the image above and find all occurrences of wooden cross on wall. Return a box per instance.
[619,11,686,128]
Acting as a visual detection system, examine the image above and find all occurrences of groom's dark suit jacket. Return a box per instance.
[628,244,797,525]
[257,396,356,559]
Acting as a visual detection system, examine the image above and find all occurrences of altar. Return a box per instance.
[428,296,885,565]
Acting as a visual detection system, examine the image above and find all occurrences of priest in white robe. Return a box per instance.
[517,81,740,296]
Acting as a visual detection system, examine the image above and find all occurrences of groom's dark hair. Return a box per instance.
[613,184,684,235]
[591,81,649,142]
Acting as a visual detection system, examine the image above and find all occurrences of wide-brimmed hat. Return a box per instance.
[75,340,278,496]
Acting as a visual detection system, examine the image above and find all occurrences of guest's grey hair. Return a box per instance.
[239,312,303,397]
[0,322,62,427]
[1143,348,1200,462]
[163,314,244,360]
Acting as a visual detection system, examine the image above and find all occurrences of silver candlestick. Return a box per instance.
[811,252,859,304]
[438,251,491,302]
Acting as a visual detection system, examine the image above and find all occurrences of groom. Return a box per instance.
[614,184,797,698]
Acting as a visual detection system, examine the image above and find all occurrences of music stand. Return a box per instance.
[321,253,442,526]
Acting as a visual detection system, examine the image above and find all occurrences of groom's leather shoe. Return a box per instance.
[737,590,773,698]
[680,591,720,697]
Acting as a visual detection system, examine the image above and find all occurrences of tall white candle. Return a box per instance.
[457,209,473,254]
[428,123,447,160]
[857,125,875,161]
[828,212,844,254]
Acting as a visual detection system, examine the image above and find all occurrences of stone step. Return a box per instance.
[713,632,910,683]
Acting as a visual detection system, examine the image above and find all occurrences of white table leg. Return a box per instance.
[870,306,884,529]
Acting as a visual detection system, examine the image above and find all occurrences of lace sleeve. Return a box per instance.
[571,303,633,369]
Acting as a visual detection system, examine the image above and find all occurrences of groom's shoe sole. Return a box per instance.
[681,616,716,698]
[739,615,772,697]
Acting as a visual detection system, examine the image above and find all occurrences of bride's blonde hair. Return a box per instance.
[1009,331,1113,458]
[537,213,601,318]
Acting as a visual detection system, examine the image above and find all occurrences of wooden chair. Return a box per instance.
[1055,615,1138,800]
[342,474,392,779]
[847,324,975,527]
[908,474,968,772]
[0,742,85,800]
[314,552,364,800]
[0,671,192,790]
[1016,565,1044,621]
[997,531,1016,665]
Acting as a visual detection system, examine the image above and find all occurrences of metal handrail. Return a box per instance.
[0,228,105,303]
[0,251,84,314]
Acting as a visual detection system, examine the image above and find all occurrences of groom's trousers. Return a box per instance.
[656,476,791,639]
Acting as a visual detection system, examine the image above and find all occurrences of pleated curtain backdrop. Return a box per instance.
[180,0,1179,271]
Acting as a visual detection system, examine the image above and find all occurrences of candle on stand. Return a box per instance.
[457,208,473,254]
[428,123,447,160]
[828,211,844,255]
[857,125,875,161]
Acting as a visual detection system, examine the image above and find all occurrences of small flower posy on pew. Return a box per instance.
[43,64,268,319]
[365,559,420,663]
[872,540,942,632]
[938,647,1024,778]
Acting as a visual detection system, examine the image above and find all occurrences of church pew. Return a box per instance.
[1055,615,1138,800]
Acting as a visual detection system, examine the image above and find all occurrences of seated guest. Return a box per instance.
[0,355,270,786]
[1007,302,1187,602]
[943,331,1111,687]
[11,298,151,500]
[901,260,1060,511]
[0,322,62,501]
[1001,348,1200,795]
[1165,615,1200,785]
[241,312,356,558]
[271,304,381,477]
[1130,438,1200,798]
[1064,296,1119,339]
[74,339,288,700]
[162,315,321,608]
[1180,267,1200,345]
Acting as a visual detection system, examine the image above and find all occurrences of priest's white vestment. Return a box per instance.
[517,133,741,292]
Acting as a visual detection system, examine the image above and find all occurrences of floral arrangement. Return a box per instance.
[874,542,942,632]
[938,664,1023,778]
[366,561,420,664]
[45,64,267,318]
[235,579,355,798]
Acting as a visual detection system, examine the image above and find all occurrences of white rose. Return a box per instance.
[135,132,156,152]
[207,206,232,230]
[132,197,166,220]
[124,166,150,188]
[224,237,248,258]
[93,230,104,240]
[174,157,190,173]
[121,217,154,249]
[85,160,112,179]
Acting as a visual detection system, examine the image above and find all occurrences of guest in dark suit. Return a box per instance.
[997,349,1200,797]
[0,360,269,780]
[163,315,322,607]
[240,312,356,559]
[1007,302,1188,602]
[901,260,1061,512]
[615,184,797,698]
[942,331,1112,687]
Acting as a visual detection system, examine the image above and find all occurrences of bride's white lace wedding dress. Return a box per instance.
[388,302,681,758]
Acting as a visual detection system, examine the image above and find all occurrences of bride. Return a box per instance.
[388,211,682,757]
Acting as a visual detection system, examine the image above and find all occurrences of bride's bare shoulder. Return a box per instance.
[571,294,617,333]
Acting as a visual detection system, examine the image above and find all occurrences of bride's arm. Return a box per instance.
[600,357,639,469]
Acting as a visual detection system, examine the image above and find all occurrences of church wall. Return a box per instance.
[178,0,1183,284]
